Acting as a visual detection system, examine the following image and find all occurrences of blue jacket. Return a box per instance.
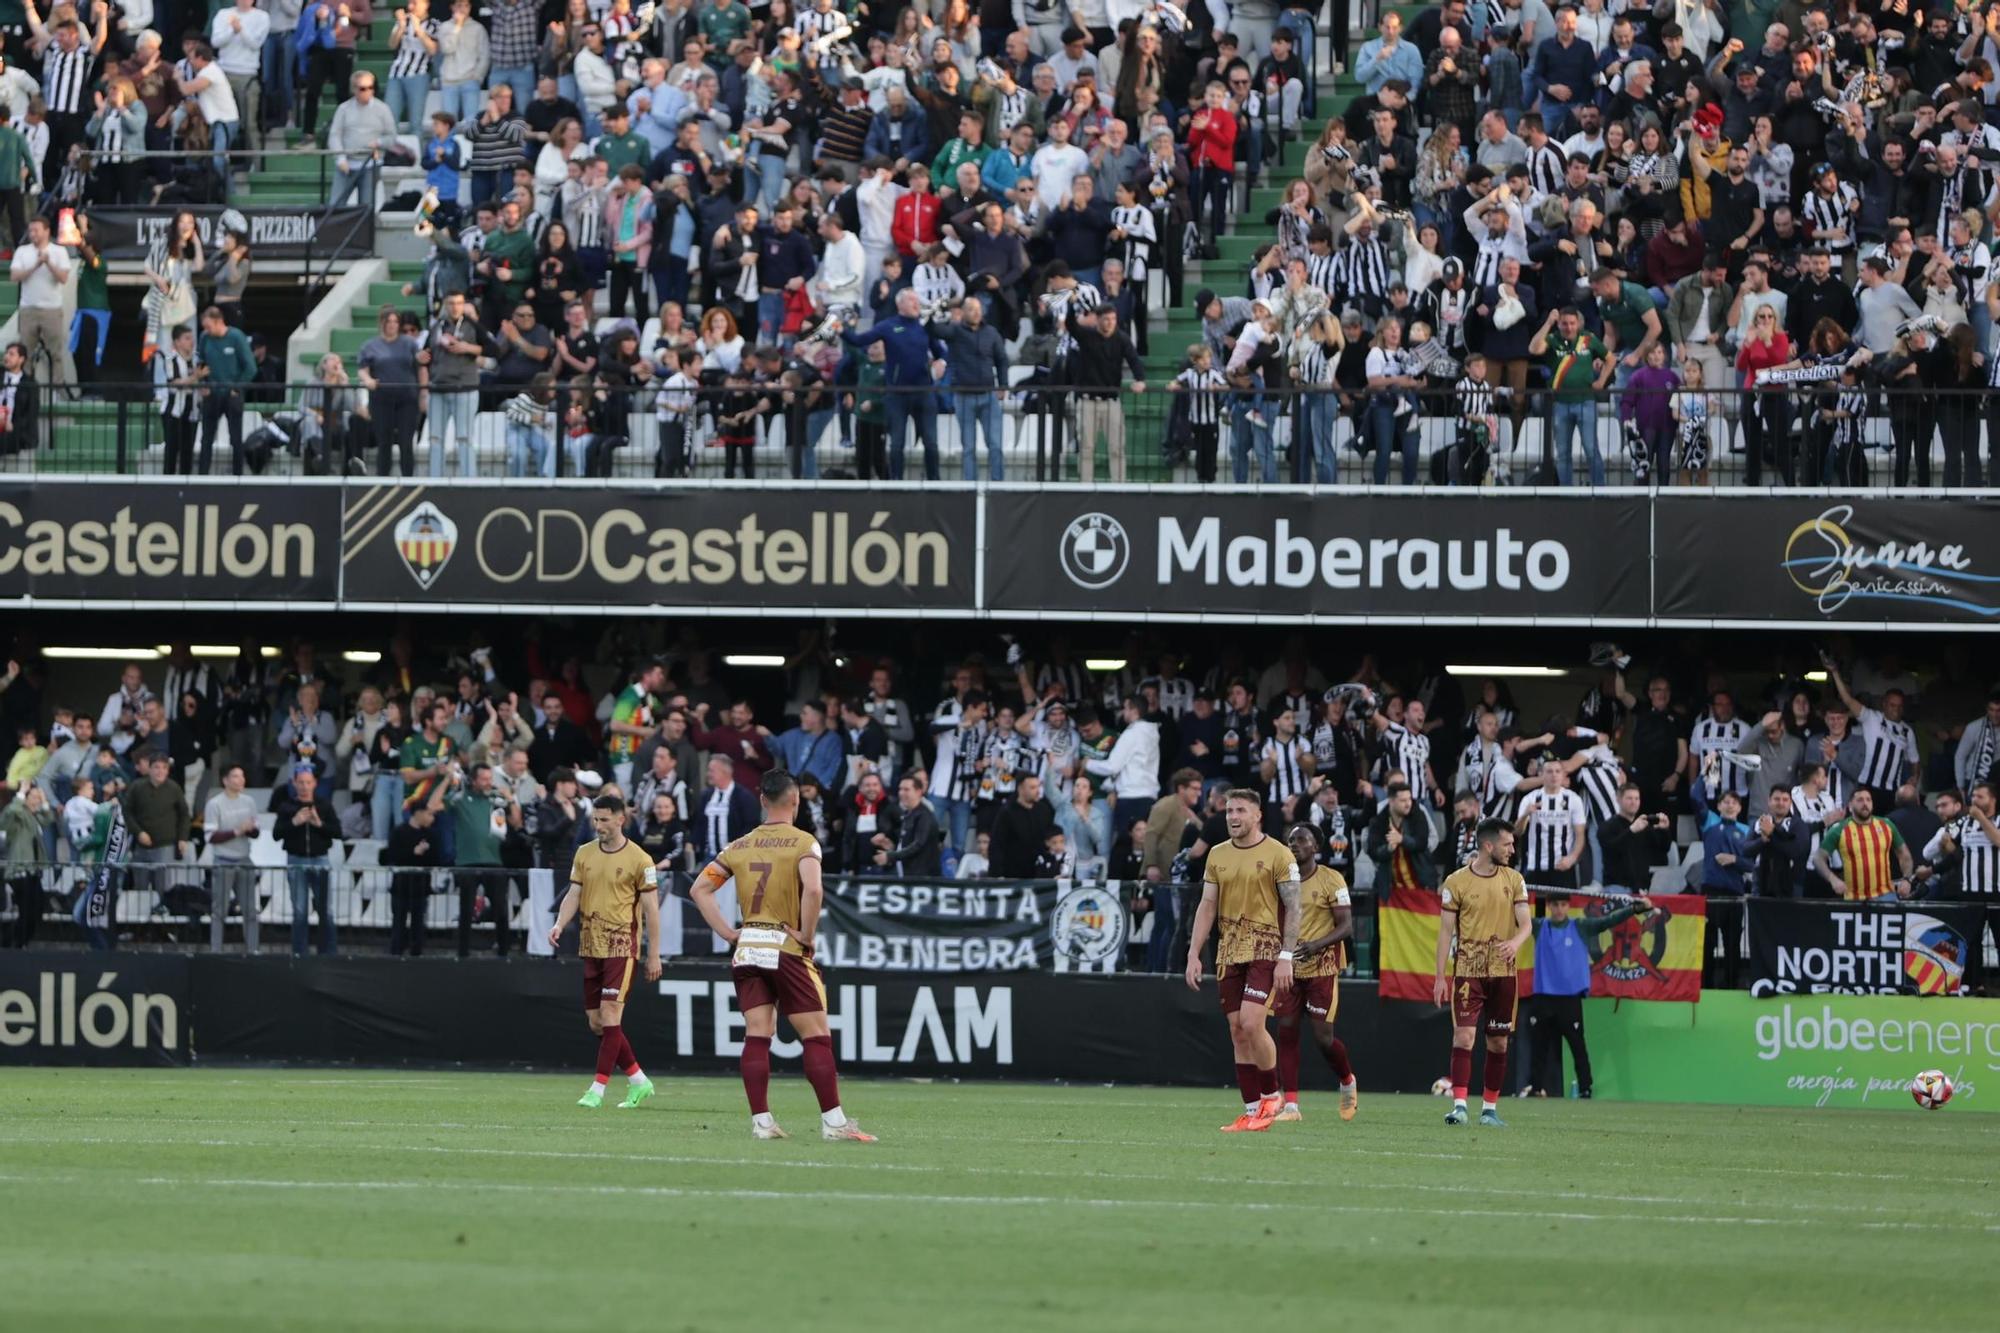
[294,12,336,79]
[863,104,930,167]
[1531,902,1645,996]
[1693,777,1763,894]
[771,726,845,790]
[842,315,946,388]
[1529,34,1599,123]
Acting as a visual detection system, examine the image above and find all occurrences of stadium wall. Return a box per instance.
[0,954,1452,1090]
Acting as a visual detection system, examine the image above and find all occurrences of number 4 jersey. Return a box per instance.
[715,821,823,956]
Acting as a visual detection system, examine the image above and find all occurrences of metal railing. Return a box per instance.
[5,379,1997,490]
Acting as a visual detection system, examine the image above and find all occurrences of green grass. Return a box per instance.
[2,1071,1997,1331]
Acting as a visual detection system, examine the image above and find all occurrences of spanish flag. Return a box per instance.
[1376,885,1535,1001]
[1587,894,1705,1003]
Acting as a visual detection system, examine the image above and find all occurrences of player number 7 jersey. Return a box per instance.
[715,822,823,956]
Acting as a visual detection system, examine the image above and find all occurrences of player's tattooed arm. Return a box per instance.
[1277,876,1302,954]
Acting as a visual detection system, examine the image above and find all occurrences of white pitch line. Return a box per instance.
[1,1135,1992,1222]
[0,1173,1926,1233]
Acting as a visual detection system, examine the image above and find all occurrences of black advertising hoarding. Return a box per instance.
[337,484,978,611]
[90,206,375,261]
[0,954,191,1066]
[0,480,340,603]
[817,877,1130,973]
[184,957,1456,1090]
[984,490,1651,621]
[1746,900,1988,997]
[1656,496,2000,625]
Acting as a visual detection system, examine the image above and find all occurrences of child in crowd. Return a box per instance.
[1453,350,1500,484]
[1672,357,1718,486]
[1621,341,1680,483]
[654,347,699,477]
[502,374,557,477]
[715,367,762,478]
[1172,342,1226,483]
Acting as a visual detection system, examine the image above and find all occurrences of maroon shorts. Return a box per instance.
[733,952,828,1018]
[1217,959,1277,1015]
[1451,974,1518,1035]
[583,955,638,1012]
[1271,973,1338,1022]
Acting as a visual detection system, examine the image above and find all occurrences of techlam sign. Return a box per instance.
[655,978,1013,1067]
[996,491,1649,620]
[0,957,191,1066]
[339,485,977,611]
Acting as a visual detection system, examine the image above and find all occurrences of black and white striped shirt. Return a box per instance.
[1458,737,1501,812]
[1856,707,1917,791]
[1340,237,1390,303]
[702,784,735,858]
[1526,143,1565,198]
[1174,365,1225,424]
[1260,734,1311,805]
[389,18,440,77]
[1930,815,2000,895]
[42,42,94,116]
[1293,338,1334,388]
[1379,722,1433,804]
[1790,782,1840,828]
[1573,747,1624,823]
[1691,715,1750,798]
[1517,786,1587,875]
[1456,374,1493,421]
[156,349,199,420]
[1151,676,1196,718]
[1799,183,1859,254]
[1305,250,1342,297]
[1035,661,1090,704]
[794,6,847,50]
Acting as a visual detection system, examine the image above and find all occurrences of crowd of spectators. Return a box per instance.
[9,1,2000,484]
[1,632,1995,975]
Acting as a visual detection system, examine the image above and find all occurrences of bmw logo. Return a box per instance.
[1059,512,1130,590]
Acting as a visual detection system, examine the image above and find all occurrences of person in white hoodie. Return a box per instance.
[813,209,864,316]
[1087,695,1162,838]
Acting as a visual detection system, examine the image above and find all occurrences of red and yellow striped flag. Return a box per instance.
[1376,885,1535,1001]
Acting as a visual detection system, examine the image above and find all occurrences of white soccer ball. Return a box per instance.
[1431,1077,1453,1097]
[1910,1069,1956,1110]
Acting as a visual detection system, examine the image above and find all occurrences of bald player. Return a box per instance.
[690,769,876,1142]
[548,793,662,1109]
[1183,787,1302,1133]
[1435,817,1531,1127]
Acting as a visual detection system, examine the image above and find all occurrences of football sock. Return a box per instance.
[821,1107,850,1129]
[752,1112,776,1130]
[1233,1062,1261,1108]
[1482,1045,1509,1105]
[595,1025,623,1083]
[1321,1035,1354,1085]
[1275,1024,1302,1097]
[741,1035,772,1116]
[1449,1046,1473,1101]
[802,1034,842,1113]
[617,1031,642,1079]
[1256,1064,1279,1099]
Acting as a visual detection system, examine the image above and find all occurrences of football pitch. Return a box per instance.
[2,1070,1997,1332]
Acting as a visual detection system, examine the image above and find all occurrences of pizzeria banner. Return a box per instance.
[983,488,1651,622]
[1746,899,1988,997]
[1656,495,2000,624]
[88,206,376,261]
[816,878,1131,973]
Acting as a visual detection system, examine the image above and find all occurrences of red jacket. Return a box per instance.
[1734,329,1792,389]
[891,190,942,257]
[1186,107,1238,172]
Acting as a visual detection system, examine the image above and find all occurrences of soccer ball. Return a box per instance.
[1431,1077,1453,1097]
[1910,1070,1955,1110]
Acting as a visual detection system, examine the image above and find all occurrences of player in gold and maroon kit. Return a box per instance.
[691,770,875,1142]
[1184,788,1302,1133]
[1272,823,1358,1122]
[548,794,662,1109]
[1435,818,1531,1127]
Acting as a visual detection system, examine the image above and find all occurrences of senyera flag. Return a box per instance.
[1376,886,1702,1003]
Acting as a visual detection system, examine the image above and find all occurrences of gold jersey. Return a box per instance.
[715,822,823,957]
[1204,834,1299,966]
[1439,864,1529,978]
[571,837,659,959]
[1293,864,1351,979]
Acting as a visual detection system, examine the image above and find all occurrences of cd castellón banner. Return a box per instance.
[5,481,2000,625]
